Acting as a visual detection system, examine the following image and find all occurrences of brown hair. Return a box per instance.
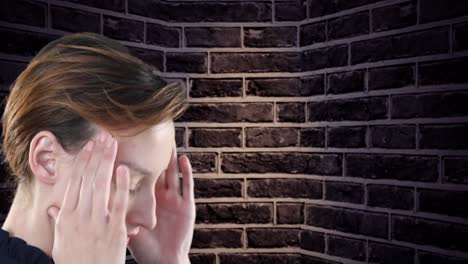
[0,32,187,196]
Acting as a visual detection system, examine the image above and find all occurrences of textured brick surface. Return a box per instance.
[1,1,467,263]
[185,27,240,48]
[276,203,304,224]
[247,178,322,198]
[51,6,100,33]
[306,205,388,239]
[328,235,366,261]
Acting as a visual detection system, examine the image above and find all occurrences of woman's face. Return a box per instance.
[107,121,175,237]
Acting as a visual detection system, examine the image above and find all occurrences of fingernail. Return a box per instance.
[86,140,94,151]
[100,132,106,143]
[106,135,114,148]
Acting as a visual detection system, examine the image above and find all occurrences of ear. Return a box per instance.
[28,131,64,186]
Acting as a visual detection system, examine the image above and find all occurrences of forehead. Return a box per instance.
[112,121,175,178]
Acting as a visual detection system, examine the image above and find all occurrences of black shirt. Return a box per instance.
[0,228,54,264]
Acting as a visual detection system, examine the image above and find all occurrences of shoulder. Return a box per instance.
[0,229,54,264]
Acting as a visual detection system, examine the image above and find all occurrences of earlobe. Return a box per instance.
[28,131,61,186]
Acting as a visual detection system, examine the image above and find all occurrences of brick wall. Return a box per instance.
[1,0,468,263]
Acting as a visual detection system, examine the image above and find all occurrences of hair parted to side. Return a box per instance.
[0,32,187,196]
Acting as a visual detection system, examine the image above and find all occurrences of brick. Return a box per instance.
[184,153,217,173]
[368,242,414,264]
[247,178,322,199]
[302,75,325,95]
[420,0,468,23]
[211,52,301,73]
[325,181,364,204]
[0,27,58,57]
[277,103,305,123]
[351,27,449,64]
[166,52,207,73]
[418,189,468,218]
[246,78,314,97]
[219,253,301,264]
[419,124,468,149]
[367,184,414,210]
[444,157,468,184]
[300,230,325,252]
[103,16,143,43]
[392,215,468,251]
[175,127,184,148]
[245,127,299,147]
[146,23,180,48]
[300,128,326,147]
[328,235,366,261]
[61,0,124,12]
[185,27,240,48]
[346,154,439,182]
[127,46,164,71]
[275,0,307,21]
[370,125,416,149]
[327,70,365,95]
[307,0,380,18]
[194,179,243,198]
[196,203,272,224]
[0,0,46,27]
[419,57,468,85]
[300,21,326,46]
[129,0,272,22]
[308,96,387,122]
[190,78,242,98]
[51,6,100,33]
[247,228,299,248]
[328,126,367,148]
[244,26,297,48]
[306,205,388,238]
[277,203,304,224]
[222,152,342,175]
[369,64,415,90]
[302,255,341,264]
[178,103,273,123]
[0,60,27,91]
[302,44,348,71]
[453,23,468,51]
[189,253,216,264]
[419,252,468,264]
[189,128,241,148]
[372,2,417,32]
[192,229,243,248]
[391,92,468,119]
[328,11,370,40]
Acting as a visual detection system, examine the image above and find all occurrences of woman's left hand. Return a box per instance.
[128,143,195,264]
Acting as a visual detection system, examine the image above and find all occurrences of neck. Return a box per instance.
[2,187,54,258]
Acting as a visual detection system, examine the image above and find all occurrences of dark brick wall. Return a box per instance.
[1,0,468,263]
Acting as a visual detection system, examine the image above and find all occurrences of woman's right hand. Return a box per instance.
[47,131,130,264]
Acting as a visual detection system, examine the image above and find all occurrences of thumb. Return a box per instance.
[47,206,59,223]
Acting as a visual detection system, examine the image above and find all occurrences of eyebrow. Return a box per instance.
[118,161,154,178]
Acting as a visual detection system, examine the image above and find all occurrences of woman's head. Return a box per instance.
[0,32,187,217]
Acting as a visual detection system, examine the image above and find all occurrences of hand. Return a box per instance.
[128,143,195,264]
[47,131,130,264]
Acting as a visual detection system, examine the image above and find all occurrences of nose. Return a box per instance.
[127,193,157,230]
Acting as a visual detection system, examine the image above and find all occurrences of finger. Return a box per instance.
[180,155,194,201]
[47,206,59,223]
[111,165,129,224]
[92,134,117,219]
[78,131,107,215]
[61,140,94,213]
[165,143,180,191]
[155,169,167,193]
